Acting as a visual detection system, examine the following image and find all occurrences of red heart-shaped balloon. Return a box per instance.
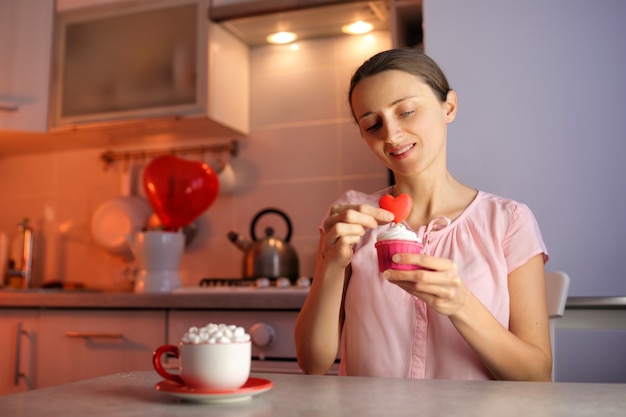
[379,193,413,223]
[143,155,219,230]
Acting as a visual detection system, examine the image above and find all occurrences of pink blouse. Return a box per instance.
[326,188,548,380]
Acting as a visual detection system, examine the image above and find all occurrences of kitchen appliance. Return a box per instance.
[4,219,34,288]
[210,0,390,47]
[228,208,300,281]
[127,230,184,293]
[173,276,339,374]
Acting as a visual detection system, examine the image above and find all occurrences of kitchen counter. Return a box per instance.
[1,289,625,311]
[0,288,308,310]
[566,296,626,309]
[0,371,624,417]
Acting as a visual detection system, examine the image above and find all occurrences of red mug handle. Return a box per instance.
[152,344,184,385]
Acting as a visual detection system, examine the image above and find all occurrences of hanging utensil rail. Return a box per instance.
[99,140,239,168]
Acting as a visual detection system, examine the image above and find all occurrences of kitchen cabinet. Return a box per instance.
[1,307,166,392]
[0,310,38,395]
[35,309,166,389]
[57,0,131,10]
[554,309,626,383]
[0,0,54,133]
[0,289,310,390]
[390,0,423,49]
[50,0,250,137]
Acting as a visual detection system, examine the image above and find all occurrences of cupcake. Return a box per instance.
[376,193,422,272]
[375,223,422,272]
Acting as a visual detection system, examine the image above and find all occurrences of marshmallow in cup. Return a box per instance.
[153,323,251,390]
[182,323,251,344]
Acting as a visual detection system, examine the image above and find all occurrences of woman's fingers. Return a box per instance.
[383,254,467,315]
[327,204,394,229]
[321,204,392,267]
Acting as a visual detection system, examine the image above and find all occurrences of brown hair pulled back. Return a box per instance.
[348,48,451,121]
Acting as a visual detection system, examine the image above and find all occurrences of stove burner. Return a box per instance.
[199,277,311,289]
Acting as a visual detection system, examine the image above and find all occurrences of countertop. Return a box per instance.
[1,288,625,311]
[0,371,624,417]
[0,288,309,310]
[565,296,626,309]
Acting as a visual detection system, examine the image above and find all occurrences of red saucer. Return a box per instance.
[155,377,273,404]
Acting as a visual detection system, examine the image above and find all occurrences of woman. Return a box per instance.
[294,49,552,381]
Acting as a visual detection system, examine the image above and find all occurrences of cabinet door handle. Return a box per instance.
[0,101,19,112]
[14,322,35,390]
[65,331,124,339]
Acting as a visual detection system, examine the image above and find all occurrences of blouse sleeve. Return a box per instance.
[503,202,549,273]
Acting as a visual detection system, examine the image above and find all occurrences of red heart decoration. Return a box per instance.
[379,193,413,223]
[143,155,219,230]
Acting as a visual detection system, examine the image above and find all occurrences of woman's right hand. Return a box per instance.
[296,203,394,375]
[321,203,394,268]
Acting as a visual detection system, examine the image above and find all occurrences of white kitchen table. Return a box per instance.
[0,371,624,416]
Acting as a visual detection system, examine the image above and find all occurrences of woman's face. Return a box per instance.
[350,70,457,179]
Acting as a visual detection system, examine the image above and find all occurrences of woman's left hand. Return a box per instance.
[383,253,469,316]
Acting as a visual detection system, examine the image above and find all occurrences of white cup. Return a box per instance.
[127,230,184,270]
[217,161,236,195]
[153,341,251,390]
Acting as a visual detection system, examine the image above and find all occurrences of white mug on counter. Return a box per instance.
[153,323,251,390]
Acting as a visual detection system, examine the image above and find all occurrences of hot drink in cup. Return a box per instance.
[153,323,251,390]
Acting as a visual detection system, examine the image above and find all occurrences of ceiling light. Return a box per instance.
[341,21,374,35]
[266,31,298,44]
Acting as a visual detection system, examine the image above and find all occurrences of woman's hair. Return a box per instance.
[348,48,451,120]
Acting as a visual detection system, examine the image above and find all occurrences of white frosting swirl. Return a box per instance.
[377,223,420,242]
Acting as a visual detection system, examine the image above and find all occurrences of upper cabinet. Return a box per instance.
[390,0,423,49]
[0,0,54,133]
[50,0,250,137]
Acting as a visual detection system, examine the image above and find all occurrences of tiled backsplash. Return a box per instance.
[0,32,391,291]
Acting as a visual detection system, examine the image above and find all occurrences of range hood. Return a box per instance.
[209,0,390,46]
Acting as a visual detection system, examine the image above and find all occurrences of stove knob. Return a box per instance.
[296,276,311,288]
[249,322,275,348]
[256,277,270,288]
[276,277,291,288]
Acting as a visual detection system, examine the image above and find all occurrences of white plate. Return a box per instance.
[155,377,273,404]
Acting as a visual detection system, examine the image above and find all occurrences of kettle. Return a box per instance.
[228,208,299,281]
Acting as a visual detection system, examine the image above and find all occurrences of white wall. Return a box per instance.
[424,0,626,296]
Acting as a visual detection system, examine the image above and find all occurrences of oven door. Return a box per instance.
[168,309,340,375]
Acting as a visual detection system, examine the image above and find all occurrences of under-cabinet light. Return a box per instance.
[341,21,374,35]
[266,31,298,44]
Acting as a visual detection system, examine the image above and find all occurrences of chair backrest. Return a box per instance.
[546,271,570,319]
[545,271,570,380]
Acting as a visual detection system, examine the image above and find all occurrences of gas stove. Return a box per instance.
[172,276,311,294]
[168,276,326,374]
[169,277,339,375]
[201,276,310,289]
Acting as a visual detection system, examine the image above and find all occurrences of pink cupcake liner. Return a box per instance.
[375,239,423,272]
